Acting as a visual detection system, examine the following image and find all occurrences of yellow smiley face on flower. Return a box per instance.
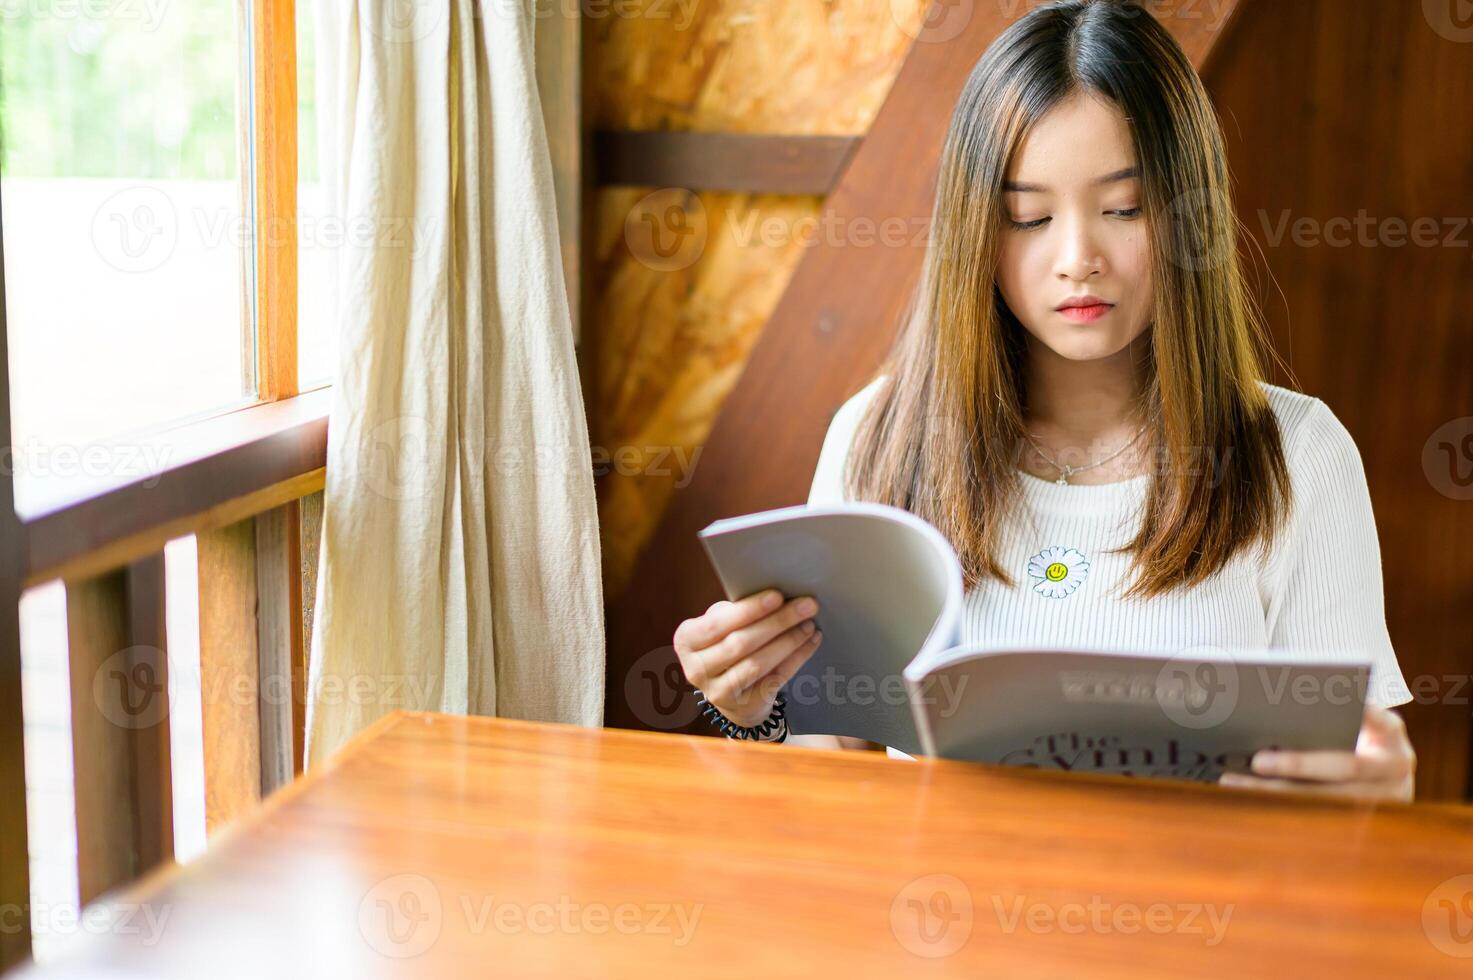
[1026,546,1090,599]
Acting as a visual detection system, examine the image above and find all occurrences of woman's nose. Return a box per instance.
[1055,215,1106,280]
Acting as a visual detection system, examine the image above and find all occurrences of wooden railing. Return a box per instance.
[2,0,320,932]
[22,394,329,904]
[0,390,329,969]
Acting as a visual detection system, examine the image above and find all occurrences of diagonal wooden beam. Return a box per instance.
[602,0,1246,731]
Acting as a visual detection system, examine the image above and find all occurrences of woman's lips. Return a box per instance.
[1057,303,1114,323]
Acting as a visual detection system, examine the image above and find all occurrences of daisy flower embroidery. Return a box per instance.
[1026,546,1090,599]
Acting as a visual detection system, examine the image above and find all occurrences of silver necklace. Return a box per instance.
[1023,414,1155,486]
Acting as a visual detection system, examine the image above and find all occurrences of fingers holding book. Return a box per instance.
[672,589,824,728]
[1217,705,1416,802]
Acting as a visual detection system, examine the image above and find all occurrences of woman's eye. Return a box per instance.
[1008,208,1140,231]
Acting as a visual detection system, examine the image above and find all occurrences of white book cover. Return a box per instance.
[698,503,1368,781]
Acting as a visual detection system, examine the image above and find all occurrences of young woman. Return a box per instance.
[671,0,1416,801]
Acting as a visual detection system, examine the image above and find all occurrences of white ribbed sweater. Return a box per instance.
[805,377,1412,759]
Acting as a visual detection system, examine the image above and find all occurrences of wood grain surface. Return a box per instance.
[21,711,1473,978]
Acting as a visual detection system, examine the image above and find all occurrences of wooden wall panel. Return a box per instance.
[1203,0,1473,800]
[592,187,821,597]
[588,1,929,134]
[589,0,927,598]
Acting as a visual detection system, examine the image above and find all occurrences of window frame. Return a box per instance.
[0,0,325,589]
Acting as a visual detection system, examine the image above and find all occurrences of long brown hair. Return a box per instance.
[844,0,1291,600]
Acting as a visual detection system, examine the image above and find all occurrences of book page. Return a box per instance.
[909,646,1369,780]
[699,503,963,754]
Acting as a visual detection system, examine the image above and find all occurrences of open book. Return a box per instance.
[697,503,1369,781]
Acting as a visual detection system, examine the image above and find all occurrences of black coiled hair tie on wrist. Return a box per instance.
[692,689,788,742]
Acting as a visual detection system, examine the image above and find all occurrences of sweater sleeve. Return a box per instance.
[1265,398,1412,708]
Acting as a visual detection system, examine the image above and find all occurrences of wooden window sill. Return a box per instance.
[19,387,332,587]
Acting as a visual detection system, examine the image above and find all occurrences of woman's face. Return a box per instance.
[995,91,1154,362]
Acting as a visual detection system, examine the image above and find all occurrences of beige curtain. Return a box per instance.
[304,0,605,766]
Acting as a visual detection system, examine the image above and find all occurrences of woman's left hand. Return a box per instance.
[1218,704,1416,802]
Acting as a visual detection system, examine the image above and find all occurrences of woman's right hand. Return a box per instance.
[672,588,823,728]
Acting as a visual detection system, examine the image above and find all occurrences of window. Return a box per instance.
[3,3,316,963]
[0,3,253,478]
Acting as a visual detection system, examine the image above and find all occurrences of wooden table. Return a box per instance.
[20,712,1473,977]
